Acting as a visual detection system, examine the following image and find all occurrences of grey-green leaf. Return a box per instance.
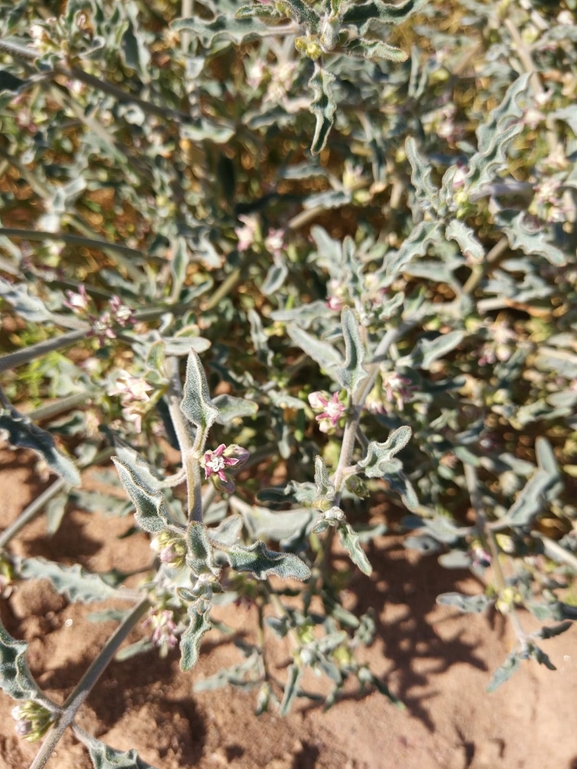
[336,307,368,396]
[16,558,117,603]
[180,609,212,672]
[487,651,521,692]
[225,541,311,580]
[309,65,336,156]
[358,427,412,477]
[286,324,342,374]
[0,409,81,487]
[186,522,219,576]
[112,457,172,533]
[436,592,494,613]
[338,522,372,575]
[180,350,219,431]
[280,663,302,716]
[445,220,484,261]
[497,210,566,267]
[213,394,258,424]
[0,620,40,700]
[86,736,157,768]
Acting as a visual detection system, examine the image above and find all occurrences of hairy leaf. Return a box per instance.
[225,541,311,580]
[436,592,493,613]
[112,457,172,533]
[487,651,522,692]
[336,307,368,396]
[180,609,212,672]
[0,621,40,700]
[286,324,342,374]
[86,738,157,769]
[497,211,566,267]
[309,65,336,156]
[16,558,117,603]
[338,522,372,575]
[180,350,219,431]
[186,522,219,577]
[445,220,484,261]
[0,409,81,487]
[213,394,258,424]
[314,455,336,504]
[358,427,412,477]
[173,15,268,46]
[280,663,302,716]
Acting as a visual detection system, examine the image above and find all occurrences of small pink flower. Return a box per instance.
[235,215,259,252]
[265,228,284,256]
[109,295,135,326]
[308,391,346,432]
[143,609,179,649]
[63,285,90,313]
[326,295,344,311]
[203,444,250,494]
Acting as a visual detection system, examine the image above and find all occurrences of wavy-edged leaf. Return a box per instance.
[180,609,212,672]
[497,210,566,267]
[0,277,52,322]
[208,516,242,548]
[407,330,464,370]
[336,307,368,396]
[501,468,555,527]
[406,137,439,212]
[261,257,288,296]
[0,620,40,700]
[16,558,117,603]
[342,0,426,32]
[270,300,333,326]
[213,394,258,424]
[487,651,521,692]
[173,15,269,46]
[383,221,443,285]
[286,324,342,374]
[225,541,311,580]
[337,522,372,575]
[180,350,219,431]
[112,457,172,533]
[186,522,220,577]
[358,427,412,477]
[0,409,80,486]
[436,592,494,613]
[86,736,157,768]
[346,38,407,61]
[309,65,336,156]
[314,455,336,505]
[445,220,484,261]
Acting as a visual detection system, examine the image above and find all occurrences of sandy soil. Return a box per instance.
[0,447,576,769]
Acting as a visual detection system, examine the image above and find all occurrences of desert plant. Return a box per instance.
[0,0,576,766]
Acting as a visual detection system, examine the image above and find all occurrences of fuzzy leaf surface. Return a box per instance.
[180,609,212,671]
[309,66,336,156]
[180,350,219,431]
[87,739,156,769]
[225,541,311,580]
[16,558,118,603]
[358,427,412,477]
[0,621,40,700]
[0,410,81,486]
[112,457,172,533]
[336,307,368,396]
[436,592,493,613]
[338,522,372,575]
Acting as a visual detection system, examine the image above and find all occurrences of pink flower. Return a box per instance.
[308,391,346,432]
[203,444,250,493]
[235,215,259,252]
[109,295,135,326]
[63,285,90,313]
[265,228,284,256]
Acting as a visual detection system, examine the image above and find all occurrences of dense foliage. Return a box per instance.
[1,0,576,766]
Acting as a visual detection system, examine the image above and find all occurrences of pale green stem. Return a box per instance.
[0,330,87,374]
[25,393,91,422]
[0,228,144,261]
[28,599,150,769]
[532,532,577,573]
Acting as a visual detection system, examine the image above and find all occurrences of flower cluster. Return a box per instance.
[150,531,187,569]
[308,391,347,433]
[107,370,154,433]
[365,373,416,415]
[142,608,179,652]
[63,286,135,344]
[202,444,250,493]
[12,701,56,743]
